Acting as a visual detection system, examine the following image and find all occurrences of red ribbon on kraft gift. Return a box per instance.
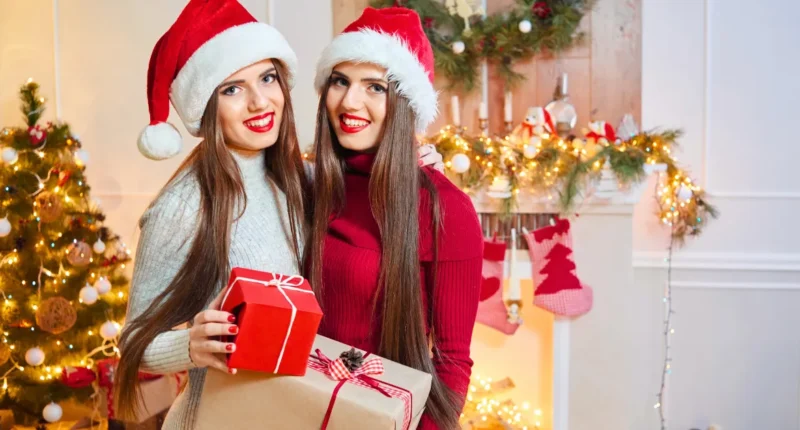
[308,349,413,430]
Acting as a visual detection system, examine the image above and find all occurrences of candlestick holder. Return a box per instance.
[479,118,489,136]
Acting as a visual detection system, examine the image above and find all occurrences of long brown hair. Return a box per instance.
[115,61,307,419]
[305,80,461,429]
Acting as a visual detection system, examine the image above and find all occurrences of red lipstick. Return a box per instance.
[243,112,275,133]
[339,113,370,134]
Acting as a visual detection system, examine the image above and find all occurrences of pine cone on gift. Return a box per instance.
[339,348,364,372]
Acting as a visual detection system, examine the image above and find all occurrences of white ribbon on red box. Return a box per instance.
[221,273,314,373]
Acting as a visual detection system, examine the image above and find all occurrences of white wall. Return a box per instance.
[0,0,331,247]
[639,0,800,429]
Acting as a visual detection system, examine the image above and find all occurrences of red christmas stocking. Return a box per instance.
[523,218,593,317]
[476,236,521,335]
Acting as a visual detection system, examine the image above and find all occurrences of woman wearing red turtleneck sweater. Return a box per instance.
[305,7,483,430]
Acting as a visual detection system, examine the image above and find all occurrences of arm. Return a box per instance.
[123,190,198,374]
[419,255,483,429]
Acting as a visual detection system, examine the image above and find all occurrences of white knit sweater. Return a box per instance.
[123,149,301,429]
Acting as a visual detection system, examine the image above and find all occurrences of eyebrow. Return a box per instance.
[331,70,388,85]
[219,67,277,87]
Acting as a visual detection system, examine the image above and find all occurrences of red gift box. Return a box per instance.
[220,267,323,375]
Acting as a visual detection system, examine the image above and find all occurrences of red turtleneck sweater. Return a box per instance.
[318,153,483,429]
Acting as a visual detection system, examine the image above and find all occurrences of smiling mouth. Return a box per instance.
[244,112,275,133]
[339,114,371,134]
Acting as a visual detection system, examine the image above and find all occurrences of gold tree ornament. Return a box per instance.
[36,296,77,334]
[35,191,63,223]
[66,241,92,267]
[2,300,21,326]
[0,342,10,366]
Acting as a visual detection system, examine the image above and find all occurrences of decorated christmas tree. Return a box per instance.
[0,80,131,424]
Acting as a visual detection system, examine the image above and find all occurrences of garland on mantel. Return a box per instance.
[427,115,719,244]
[370,0,593,90]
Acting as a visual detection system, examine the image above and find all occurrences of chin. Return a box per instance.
[336,134,378,152]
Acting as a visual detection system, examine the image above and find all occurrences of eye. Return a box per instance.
[331,77,349,87]
[221,85,240,96]
[368,83,387,94]
[263,73,278,84]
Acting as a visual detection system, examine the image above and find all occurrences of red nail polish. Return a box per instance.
[228,326,238,334]
[228,315,236,323]
[226,344,234,352]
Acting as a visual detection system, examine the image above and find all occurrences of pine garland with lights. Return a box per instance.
[0,81,131,424]
[429,121,718,243]
[370,0,593,90]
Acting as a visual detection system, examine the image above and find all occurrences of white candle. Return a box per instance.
[504,92,513,122]
[508,228,521,300]
[479,102,488,120]
[561,73,568,95]
[451,95,461,126]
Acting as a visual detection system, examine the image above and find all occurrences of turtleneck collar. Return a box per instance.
[229,147,268,185]
[344,151,377,175]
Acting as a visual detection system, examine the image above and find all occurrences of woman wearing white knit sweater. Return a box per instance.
[114,1,441,428]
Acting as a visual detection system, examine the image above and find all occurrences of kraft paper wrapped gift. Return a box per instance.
[196,335,431,430]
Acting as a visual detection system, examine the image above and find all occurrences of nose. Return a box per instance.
[340,85,365,112]
[248,86,270,112]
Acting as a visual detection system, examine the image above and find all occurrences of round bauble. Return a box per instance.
[66,241,92,267]
[35,192,63,223]
[25,346,45,366]
[79,284,99,305]
[452,40,466,54]
[1,301,21,326]
[43,402,62,423]
[0,217,11,237]
[523,145,538,159]
[1,147,18,164]
[93,239,106,254]
[518,19,532,33]
[36,296,77,335]
[100,321,120,340]
[450,153,471,173]
[94,277,112,295]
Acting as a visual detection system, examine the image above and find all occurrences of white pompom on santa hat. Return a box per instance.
[314,7,439,134]
[138,0,298,160]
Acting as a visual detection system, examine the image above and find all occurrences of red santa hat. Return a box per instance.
[314,7,438,133]
[138,0,297,160]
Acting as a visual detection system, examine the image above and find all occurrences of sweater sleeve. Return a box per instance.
[419,255,482,430]
[123,186,200,374]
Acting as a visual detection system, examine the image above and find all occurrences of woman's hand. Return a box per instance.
[418,144,444,173]
[188,288,238,374]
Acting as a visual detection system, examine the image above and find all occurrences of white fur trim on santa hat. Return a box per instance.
[314,29,439,133]
[138,122,183,161]
[170,22,298,137]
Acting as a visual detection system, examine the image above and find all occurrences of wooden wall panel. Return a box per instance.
[590,0,642,126]
[331,0,641,133]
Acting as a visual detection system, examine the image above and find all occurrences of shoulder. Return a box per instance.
[419,169,483,261]
[140,169,201,230]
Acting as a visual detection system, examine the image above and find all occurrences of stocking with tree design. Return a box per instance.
[523,218,593,317]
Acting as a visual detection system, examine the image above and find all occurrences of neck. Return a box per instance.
[228,146,268,184]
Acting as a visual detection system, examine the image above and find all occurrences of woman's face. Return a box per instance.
[325,62,388,152]
[217,59,284,153]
